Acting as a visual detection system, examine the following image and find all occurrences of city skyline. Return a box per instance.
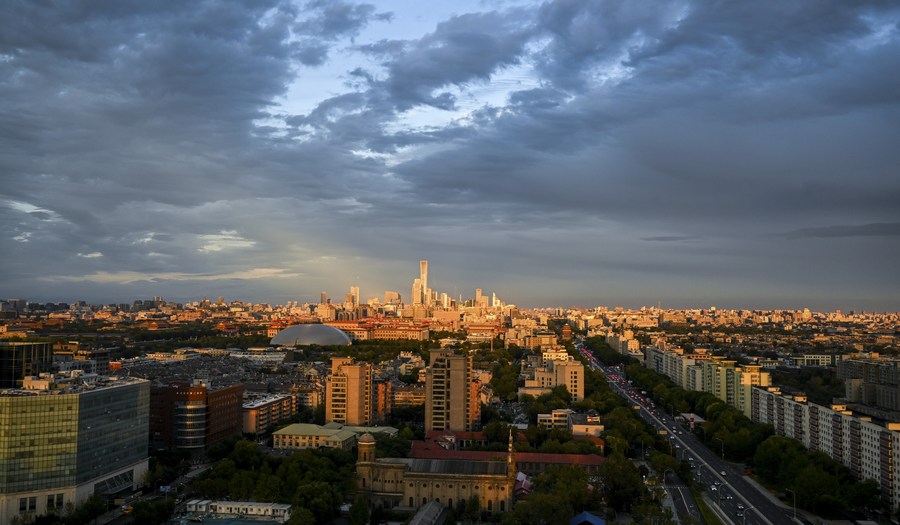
[2,1,899,311]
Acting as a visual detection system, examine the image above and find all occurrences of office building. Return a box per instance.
[0,341,53,388]
[326,357,373,426]
[420,260,429,306]
[0,374,149,524]
[150,380,245,450]
[425,349,478,432]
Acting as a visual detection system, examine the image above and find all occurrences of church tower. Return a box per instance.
[357,433,376,492]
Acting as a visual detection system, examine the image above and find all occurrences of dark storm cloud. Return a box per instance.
[376,10,535,110]
[1,0,899,310]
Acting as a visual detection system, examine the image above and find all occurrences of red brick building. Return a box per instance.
[150,380,244,450]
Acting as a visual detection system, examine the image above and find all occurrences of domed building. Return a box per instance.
[269,324,351,347]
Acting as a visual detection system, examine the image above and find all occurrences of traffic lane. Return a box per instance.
[619,393,795,525]
[667,474,706,525]
[596,364,795,525]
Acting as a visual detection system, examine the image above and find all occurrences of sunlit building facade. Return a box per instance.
[0,375,149,523]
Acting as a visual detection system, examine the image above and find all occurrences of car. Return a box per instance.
[737,504,744,510]
[736,511,744,517]
[710,485,717,491]
[720,470,726,476]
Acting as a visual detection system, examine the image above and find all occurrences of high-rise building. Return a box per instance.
[350,286,360,307]
[320,292,327,305]
[326,357,373,425]
[0,374,149,524]
[419,260,429,306]
[0,341,53,388]
[150,380,245,450]
[412,279,423,306]
[425,349,478,432]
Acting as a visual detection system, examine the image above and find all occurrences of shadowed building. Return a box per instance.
[356,432,515,514]
[150,379,244,450]
[425,349,479,432]
[0,341,53,388]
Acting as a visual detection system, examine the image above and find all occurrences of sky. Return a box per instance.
[1,0,899,311]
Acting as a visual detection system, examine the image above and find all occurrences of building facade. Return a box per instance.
[243,394,297,436]
[0,341,53,388]
[425,349,478,432]
[0,374,149,524]
[750,386,900,508]
[356,433,515,514]
[150,380,244,450]
[326,357,373,426]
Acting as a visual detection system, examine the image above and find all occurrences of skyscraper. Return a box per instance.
[412,279,422,306]
[419,260,429,306]
[425,349,478,432]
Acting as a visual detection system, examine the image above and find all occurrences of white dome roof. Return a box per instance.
[269,324,351,346]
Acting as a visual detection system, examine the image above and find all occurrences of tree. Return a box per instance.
[464,495,481,521]
[598,453,645,511]
[349,497,370,525]
[287,507,316,525]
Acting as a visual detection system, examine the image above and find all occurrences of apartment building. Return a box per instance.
[425,349,479,432]
[751,386,900,507]
[518,357,584,401]
[644,346,769,418]
[243,394,297,436]
[326,357,373,426]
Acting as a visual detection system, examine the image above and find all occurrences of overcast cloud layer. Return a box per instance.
[2,0,899,311]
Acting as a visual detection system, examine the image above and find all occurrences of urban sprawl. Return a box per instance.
[1,261,899,525]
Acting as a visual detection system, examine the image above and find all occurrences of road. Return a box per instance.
[576,339,799,525]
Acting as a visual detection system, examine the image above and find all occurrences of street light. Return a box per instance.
[712,437,725,459]
[785,488,797,521]
[742,506,755,525]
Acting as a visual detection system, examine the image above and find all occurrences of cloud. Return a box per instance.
[41,268,302,285]
[197,231,257,253]
[780,223,900,239]
[641,236,702,242]
[2,0,899,310]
